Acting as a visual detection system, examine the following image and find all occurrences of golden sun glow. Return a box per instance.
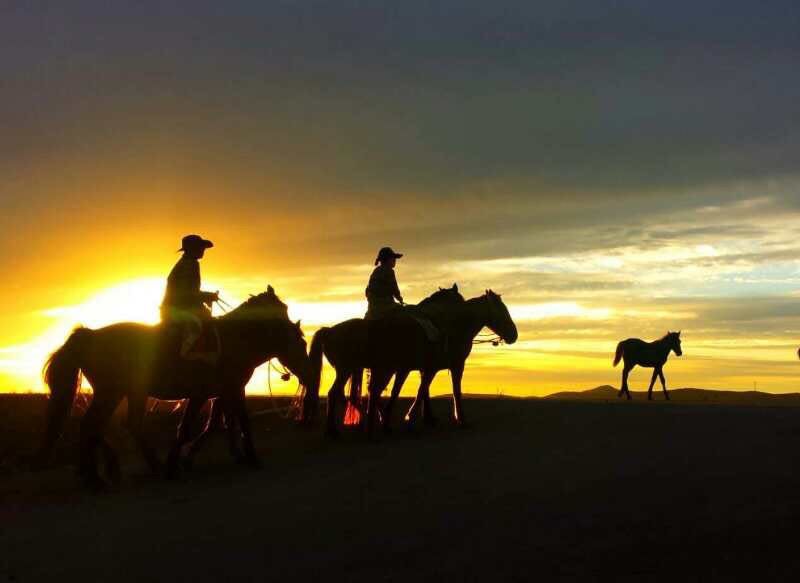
[0,278,346,396]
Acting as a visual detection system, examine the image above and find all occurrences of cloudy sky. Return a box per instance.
[2,1,800,395]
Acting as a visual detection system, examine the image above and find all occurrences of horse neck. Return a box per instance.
[452,296,491,341]
[654,337,673,357]
[217,316,282,367]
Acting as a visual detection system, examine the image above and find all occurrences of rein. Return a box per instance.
[251,361,300,419]
[473,294,502,346]
[473,333,502,346]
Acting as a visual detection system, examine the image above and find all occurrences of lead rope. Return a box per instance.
[251,360,302,419]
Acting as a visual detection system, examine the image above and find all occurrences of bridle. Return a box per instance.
[473,292,504,347]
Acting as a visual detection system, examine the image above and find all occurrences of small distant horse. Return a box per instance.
[304,287,518,435]
[613,331,682,400]
[40,286,312,489]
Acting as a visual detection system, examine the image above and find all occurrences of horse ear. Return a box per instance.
[452,283,458,291]
[267,285,274,295]
[677,330,681,336]
[296,319,302,328]
[438,286,443,291]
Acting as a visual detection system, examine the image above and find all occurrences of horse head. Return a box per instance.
[485,290,518,345]
[667,331,682,356]
[223,286,312,386]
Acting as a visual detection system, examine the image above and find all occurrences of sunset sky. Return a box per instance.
[3,2,800,396]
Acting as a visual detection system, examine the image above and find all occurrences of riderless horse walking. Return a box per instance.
[613,331,682,400]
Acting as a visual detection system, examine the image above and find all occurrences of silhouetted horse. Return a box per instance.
[41,286,311,489]
[613,331,682,400]
[304,287,518,436]
[342,285,466,428]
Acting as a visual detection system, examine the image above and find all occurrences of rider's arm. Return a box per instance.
[389,270,403,304]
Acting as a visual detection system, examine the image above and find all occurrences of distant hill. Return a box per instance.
[545,385,800,406]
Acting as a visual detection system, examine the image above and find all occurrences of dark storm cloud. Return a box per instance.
[3,1,800,283]
[3,1,800,197]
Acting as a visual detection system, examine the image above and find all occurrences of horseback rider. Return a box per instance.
[161,234,219,362]
[365,247,404,320]
[365,247,440,342]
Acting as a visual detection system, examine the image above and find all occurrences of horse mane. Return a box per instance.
[418,286,465,308]
[220,288,289,322]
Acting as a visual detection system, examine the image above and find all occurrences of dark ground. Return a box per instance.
[1,393,800,582]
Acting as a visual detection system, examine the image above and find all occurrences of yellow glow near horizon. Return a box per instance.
[0,278,366,395]
[3,276,800,396]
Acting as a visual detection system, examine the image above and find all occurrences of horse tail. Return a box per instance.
[39,327,91,459]
[613,341,624,367]
[302,327,329,420]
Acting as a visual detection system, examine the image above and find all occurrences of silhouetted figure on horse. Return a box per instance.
[302,247,518,436]
[39,236,312,490]
[160,234,220,364]
[613,332,683,400]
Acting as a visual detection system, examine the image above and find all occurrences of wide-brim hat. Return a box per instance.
[375,246,403,265]
[178,234,214,252]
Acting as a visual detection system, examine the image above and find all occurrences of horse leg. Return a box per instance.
[405,370,436,427]
[183,398,224,467]
[383,369,409,433]
[658,369,669,400]
[620,365,633,400]
[126,394,162,474]
[366,370,392,439]
[326,370,349,438]
[166,397,203,479]
[349,368,365,426]
[79,391,122,491]
[232,390,261,468]
[647,369,658,401]
[449,363,466,426]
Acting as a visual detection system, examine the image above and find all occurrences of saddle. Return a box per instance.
[369,308,441,343]
[159,320,221,367]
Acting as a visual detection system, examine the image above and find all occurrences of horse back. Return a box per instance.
[620,337,666,367]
